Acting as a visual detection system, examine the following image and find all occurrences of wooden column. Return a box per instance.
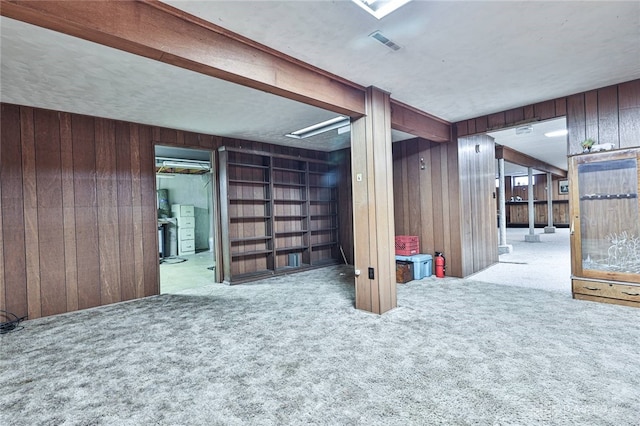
[351,87,397,314]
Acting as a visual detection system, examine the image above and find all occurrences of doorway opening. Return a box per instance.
[470,117,572,293]
[155,145,217,294]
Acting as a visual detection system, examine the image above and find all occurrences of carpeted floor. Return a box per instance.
[1,266,639,425]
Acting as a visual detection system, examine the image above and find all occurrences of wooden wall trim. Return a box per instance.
[495,145,567,177]
[1,0,366,117]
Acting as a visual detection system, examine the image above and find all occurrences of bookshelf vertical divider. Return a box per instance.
[219,146,339,283]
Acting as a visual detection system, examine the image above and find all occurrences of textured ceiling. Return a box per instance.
[166,0,640,122]
[1,1,639,163]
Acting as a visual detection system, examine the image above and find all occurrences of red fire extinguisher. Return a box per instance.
[435,252,446,278]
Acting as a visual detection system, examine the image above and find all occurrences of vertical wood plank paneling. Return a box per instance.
[618,80,640,148]
[457,138,473,276]
[20,107,42,318]
[59,112,78,312]
[597,85,619,146]
[0,105,4,313]
[116,121,136,301]
[475,116,488,133]
[72,114,101,310]
[534,100,556,120]
[440,144,454,271]
[505,108,524,127]
[430,143,444,258]
[139,125,159,297]
[176,130,185,146]
[392,143,404,232]
[130,123,145,299]
[567,93,586,155]
[399,142,410,230]
[467,119,476,135]
[350,118,372,312]
[95,118,121,305]
[406,140,421,237]
[523,105,535,121]
[34,109,67,316]
[418,139,434,256]
[555,98,567,117]
[20,106,41,319]
[487,112,506,130]
[457,121,468,137]
[584,90,599,143]
[1,104,28,317]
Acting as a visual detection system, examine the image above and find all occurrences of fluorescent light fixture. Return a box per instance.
[544,129,568,138]
[156,173,176,179]
[285,116,350,139]
[160,159,210,170]
[352,0,412,19]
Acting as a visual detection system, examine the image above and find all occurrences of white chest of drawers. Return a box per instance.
[171,204,196,255]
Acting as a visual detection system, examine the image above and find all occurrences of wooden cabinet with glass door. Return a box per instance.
[569,147,640,307]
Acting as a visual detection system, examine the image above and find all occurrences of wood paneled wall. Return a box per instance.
[456,80,640,154]
[458,135,499,276]
[504,174,570,202]
[392,138,465,277]
[0,103,333,320]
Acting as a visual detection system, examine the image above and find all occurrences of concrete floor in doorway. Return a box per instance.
[469,227,572,293]
[159,251,216,294]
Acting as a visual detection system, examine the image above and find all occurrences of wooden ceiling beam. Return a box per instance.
[390,99,451,143]
[495,145,567,177]
[2,1,453,143]
[1,0,366,117]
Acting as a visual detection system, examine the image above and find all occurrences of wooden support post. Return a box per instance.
[351,87,397,314]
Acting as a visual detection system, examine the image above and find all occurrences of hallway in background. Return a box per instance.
[469,228,571,293]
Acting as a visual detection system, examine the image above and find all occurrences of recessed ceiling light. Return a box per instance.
[285,116,350,139]
[544,129,568,138]
[351,0,412,20]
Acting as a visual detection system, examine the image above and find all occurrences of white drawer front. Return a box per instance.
[172,204,195,217]
[180,240,195,253]
[179,205,194,216]
[180,228,195,240]
[178,216,195,228]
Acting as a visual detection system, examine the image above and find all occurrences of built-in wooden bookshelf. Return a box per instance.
[219,147,339,283]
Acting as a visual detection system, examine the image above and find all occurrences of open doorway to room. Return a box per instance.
[155,145,217,294]
[470,117,572,293]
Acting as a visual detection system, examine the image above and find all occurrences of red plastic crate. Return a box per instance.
[395,235,419,255]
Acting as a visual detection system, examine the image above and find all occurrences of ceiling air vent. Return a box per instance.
[369,31,401,51]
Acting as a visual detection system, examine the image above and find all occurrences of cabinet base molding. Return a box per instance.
[573,293,640,308]
[222,260,340,285]
[572,278,640,308]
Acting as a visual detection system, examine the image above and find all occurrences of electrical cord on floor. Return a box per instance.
[159,256,187,265]
[0,310,27,334]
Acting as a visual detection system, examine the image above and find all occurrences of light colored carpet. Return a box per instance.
[471,228,572,293]
[1,266,639,425]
